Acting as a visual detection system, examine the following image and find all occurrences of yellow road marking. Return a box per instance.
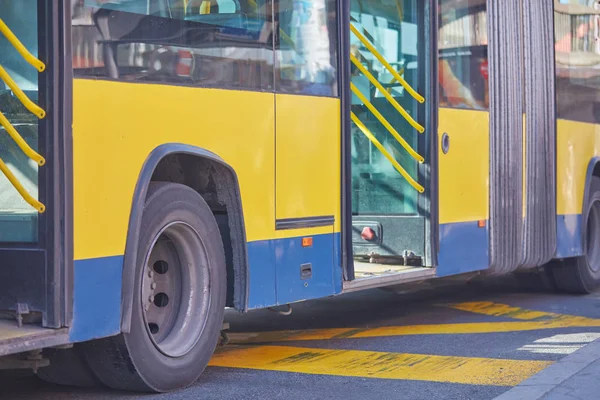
[209,345,552,386]
[444,301,590,321]
[228,320,600,344]
[227,302,600,345]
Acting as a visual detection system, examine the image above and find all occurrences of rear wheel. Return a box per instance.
[80,182,227,392]
[552,176,600,294]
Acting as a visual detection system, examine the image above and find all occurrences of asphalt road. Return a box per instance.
[3,276,600,400]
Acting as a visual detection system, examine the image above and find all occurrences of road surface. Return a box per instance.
[3,276,600,399]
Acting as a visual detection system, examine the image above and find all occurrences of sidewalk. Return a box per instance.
[494,338,600,399]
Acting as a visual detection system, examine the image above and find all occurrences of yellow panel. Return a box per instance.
[275,94,341,233]
[73,79,275,260]
[438,108,490,224]
[556,119,600,215]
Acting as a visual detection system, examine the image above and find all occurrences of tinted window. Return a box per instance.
[0,0,41,242]
[438,0,488,110]
[350,0,426,215]
[71,0,275,91]
[274,0,338,96]
[554,1,600,123]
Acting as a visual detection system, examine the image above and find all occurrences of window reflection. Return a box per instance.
[274,0,338,96]
[554,0,600,124]
[438,0,488,110]
[71,0,275,91]
[0,0,40,242]
[350,0,424,216]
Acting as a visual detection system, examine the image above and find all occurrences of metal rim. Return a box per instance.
[141,221,211,358]
[586,199,600,273]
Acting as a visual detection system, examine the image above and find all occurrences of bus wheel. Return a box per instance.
[552,176,600,294]
[81,182,227,392]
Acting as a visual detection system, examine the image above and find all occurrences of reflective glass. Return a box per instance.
[350,0,425,215]
[0,0,40,242]
[274,0,338,96]
[438,0,488,110]
[554,0,600,124]
[72,0,275,90]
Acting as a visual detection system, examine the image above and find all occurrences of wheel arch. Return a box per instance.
[584,156,600,199]
[120,143,248,333]
[581,156,600,245]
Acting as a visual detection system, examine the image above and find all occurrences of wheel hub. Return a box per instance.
[140,222,211,358]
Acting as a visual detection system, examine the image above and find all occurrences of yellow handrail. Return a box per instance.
[395,0,404,21]
[351,54,424,134]
[0,157,45,213]
[0,19,45,72]
[350,23,425,104]
[0,112,45,166]
[351,82,424,163]
[0,20,46,214]
[351,112,424,193]
[387,66,404,93]
[0,66,45,119]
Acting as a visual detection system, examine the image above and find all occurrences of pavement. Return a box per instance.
[2,276,600,399]
[494,337,600,400]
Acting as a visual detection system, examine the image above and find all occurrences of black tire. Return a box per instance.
[552,176,600,294]
[36,346,101,388]
[512,267,557,293]
[80,182,227,392]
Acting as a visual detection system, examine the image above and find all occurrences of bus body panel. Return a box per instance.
[49,0,600,345]
[246,231,343,309]
[70,256,122,342]
[274,93,342,306]
[436,108,489,277]
[71,79,277,340]
[71,79,345,339]
[274,94,341,224]
[555,119,600,259]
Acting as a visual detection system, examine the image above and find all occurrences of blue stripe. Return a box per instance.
[69,256,123,342]
[333,232,343,293]
[68,232,342,339]
[247,232,342,309]
[437,221,489,276]
[246,239,277,308]
[67,216,579,341]
[555,214,583,258]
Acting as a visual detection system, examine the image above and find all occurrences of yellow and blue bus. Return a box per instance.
[0,0,598,393]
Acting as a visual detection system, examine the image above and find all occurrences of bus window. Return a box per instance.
[0,0,41,242]
[274,0,338,96]
[350,0,424,216]
[71,0,274,90]
[438,0,488,110]
[554,1,600,124]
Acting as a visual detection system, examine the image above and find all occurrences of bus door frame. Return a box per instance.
[340,0,439,280]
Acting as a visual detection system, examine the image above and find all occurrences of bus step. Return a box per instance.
[0,320,68,357]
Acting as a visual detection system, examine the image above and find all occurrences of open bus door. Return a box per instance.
[0,0,71,355]
[344,0,438,289]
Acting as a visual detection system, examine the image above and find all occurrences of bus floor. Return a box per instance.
[0,319,68,358]
[353,261,424,278]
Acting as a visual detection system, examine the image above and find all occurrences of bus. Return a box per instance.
[0,0,598,393]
